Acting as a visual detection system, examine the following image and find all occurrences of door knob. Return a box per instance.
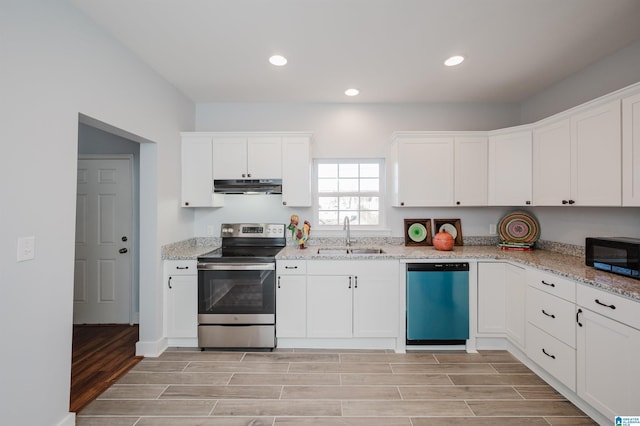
[122,236,128,242]
[119,248,128,254]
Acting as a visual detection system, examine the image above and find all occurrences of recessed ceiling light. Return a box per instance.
[345,88,360,97]
[269,55,287,66]
[444,55,465,67]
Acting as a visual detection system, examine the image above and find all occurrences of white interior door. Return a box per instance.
[74,156,133,324]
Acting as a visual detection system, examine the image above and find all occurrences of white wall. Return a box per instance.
[194,83,640,245]
[194,102,520,238]
[519,39,640,245]
[520,38,640,123]
[0,1,194,425]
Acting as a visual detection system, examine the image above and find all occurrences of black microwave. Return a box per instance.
[585,237,640,279]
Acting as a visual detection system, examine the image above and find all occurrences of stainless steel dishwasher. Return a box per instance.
[406,262,469,345]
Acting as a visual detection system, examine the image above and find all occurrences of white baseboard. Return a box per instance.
[136,337,168,357]
[56,412,75,426]
[277,338,396,351]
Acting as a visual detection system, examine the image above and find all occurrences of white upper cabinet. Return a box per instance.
[533,100,621,206]
[281,135,312,207]
[391,134,455,206]
[454,136,488,206]
[623,91,640,206]
[180,134,223,207]
[488,129,532,206]
[212,135,282,179]
[570,100,621,206]
[533,119,572,206]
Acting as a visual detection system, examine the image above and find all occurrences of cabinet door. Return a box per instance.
[505,264,526,349]
[393,137,454,206]
[477,263,506,334]
[533,119,571,206]
[282,136,312,207]
[488,130,532,206]
[571,100,621,206]
[166,274,197,338]
[276,274,306,338]
[247,136,282,179]
[577,308,640,419]
[181,135,221,207]
[212,136,247,179]
[623,92,640,206]
[352,265,399,338]
[306,275,352,337]
[454,136,488,206]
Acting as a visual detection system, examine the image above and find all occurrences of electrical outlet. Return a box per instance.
[489,224,497,235]
[207,225,215,236]
[17,236,35,262]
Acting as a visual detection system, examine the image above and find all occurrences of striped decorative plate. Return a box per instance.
[498,211,541,244]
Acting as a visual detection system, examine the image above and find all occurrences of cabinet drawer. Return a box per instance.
[527,286,576,348]
[165,260,197,275]
[276,260,306,275]
[577,284,640,330]
[526,323,576,391]
[527,269,576,302]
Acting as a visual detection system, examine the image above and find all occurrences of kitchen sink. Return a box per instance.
[316,248,350,255]
[316,247,385,255]
[349,248,385,254]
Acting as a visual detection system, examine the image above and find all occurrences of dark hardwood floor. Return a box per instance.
[70,324,142,412]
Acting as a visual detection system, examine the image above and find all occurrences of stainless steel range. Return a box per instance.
[197,223,285,349]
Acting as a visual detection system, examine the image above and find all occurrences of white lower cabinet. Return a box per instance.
[505,264,526,349]
[164,260,198,340]
[524,268,577,392]
[526,322,576,391]
[276,260,307,338]
[306,260,399,338]
[477,262,525,348]
[577,285,640,419]
[477,262,506,334]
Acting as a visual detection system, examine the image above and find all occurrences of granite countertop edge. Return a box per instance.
[162,238,640,302]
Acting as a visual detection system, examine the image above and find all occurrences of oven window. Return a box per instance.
[198,269,275,315]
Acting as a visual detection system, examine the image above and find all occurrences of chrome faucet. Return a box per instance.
[343,216,351,247]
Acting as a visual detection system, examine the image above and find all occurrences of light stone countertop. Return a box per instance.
[277,244,640,302]
[162,238,640,302]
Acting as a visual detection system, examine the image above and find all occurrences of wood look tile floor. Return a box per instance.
[77,349,597,426]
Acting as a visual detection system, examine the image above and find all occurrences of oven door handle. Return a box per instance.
[198,263,275,271]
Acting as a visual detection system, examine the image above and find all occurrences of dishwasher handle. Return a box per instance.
[407,262,469,272]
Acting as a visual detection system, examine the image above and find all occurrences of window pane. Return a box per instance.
[318,211,338,225]
[318,196,338,210]
[315,159,383,229]
[318,178,338,192]
[360,211,379,225]
[339,163,358,178]
[339,196,359,211]
[360,178,379,192]
[318,163,338,178]
[360,196,379,210]
[360,163,379,178]
[338,178,358,192]
[340,212,359,225]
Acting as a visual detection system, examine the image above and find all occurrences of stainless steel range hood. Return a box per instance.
[213,179,282,194]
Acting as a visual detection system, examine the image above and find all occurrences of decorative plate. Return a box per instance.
[439,223,458,239]
[408,223,427,242]
[498,211,541,244]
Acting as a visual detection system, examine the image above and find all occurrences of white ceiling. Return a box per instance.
[70,0,640,104]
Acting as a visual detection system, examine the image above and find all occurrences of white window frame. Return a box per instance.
[313,158,385,230]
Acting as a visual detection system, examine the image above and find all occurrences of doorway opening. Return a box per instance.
[71,115,148,410]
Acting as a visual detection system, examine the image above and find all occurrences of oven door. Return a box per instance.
[197,262,276,324]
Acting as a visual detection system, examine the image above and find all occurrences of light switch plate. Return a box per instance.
[489,224,497,235]
[17,236,35,262]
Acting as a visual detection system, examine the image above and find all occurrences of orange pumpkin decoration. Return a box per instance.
[433,231,455,251]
